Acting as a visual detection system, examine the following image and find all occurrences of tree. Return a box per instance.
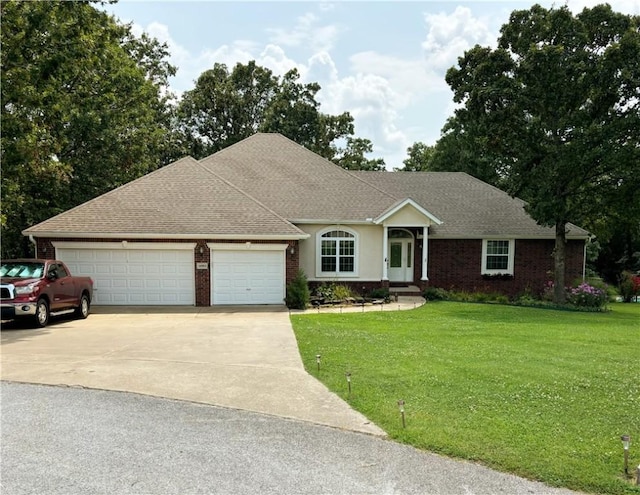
[397,142,434,171]
[1,0,176,258]
[175,61,384,168]
[334,137,386,171]
[444,4,640,302]
[175,61,279,157]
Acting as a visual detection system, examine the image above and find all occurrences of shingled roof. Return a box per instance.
[24,156,306,239]
[198,133,399,221]
[24,133,589,240]
[352,171,589,239]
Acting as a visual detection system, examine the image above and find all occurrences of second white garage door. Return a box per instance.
[56,245,195,306]
[211,250,285,305]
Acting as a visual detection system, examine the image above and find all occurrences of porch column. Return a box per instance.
[421,225,428,281]
[382,225,389,280]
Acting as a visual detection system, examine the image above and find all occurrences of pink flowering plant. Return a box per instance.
[566,282,608,309]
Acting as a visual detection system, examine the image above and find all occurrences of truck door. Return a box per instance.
[47,264,73,309]
[54,263,76,307]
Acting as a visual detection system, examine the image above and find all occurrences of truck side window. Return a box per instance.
[56,264,69,278]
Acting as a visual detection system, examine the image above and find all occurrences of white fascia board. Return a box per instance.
[52,241,197,250]
[26,232,309,240]
[373,199,443,225]
[208,243,289,251]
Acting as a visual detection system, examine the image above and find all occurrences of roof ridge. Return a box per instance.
[195,160,306,236]
[23,157,200,233]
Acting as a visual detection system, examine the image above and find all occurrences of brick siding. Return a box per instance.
[35,235,584,305]
[428,238,585,297]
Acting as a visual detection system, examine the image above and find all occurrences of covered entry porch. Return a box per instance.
[375,199,442,288]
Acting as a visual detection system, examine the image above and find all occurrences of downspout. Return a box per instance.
[582,237,589,281]
[29,235,37,258]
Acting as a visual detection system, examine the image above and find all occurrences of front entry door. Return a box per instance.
[388,238,413,282]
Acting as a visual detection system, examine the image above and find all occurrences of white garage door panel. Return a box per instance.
[212,250,284,305]
[58,248,194,306]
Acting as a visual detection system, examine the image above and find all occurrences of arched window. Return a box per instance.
[318,229,357,275]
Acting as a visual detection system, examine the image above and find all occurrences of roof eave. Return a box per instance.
[429,234,591,240]
[23,231,310,241]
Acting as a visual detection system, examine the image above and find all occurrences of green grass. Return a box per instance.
[291,302,640,494]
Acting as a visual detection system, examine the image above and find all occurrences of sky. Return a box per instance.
[102,0,640,169]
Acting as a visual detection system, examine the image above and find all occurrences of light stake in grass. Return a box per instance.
[621,435,631,475]
[346,372,352,397]
[316,354,321,374]
[398,399,406,428]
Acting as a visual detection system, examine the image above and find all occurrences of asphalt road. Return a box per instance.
[1,382,579,495]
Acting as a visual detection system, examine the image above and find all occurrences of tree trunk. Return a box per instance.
[553,222,567,304]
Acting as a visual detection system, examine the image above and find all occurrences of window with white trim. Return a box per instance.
[317,229,357,276]
[482,239,515,275]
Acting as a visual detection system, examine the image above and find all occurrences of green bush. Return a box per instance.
[423,287,448,301]
[619,271,640,302]
[314,283,357,301]
[369,288,390,300]
[285,270,310,309]
[332,284,356,301]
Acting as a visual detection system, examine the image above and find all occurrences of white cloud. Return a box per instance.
[257,44,300,77]
[422,6,497,73]
[320,72,410,167]
[349,51,441,102]
[305,52,339,85]
[267,11,341,52]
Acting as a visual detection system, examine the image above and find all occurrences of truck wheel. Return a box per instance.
[75,294,90,319]
[33,298,49,328]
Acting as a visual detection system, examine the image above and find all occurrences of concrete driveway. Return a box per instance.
[0,306,383,436]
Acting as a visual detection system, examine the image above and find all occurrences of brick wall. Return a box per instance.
[428,238,585,297]
[34,236,585,303]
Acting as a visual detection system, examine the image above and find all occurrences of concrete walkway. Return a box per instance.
[1,306,383,436]
[292,295,426,315]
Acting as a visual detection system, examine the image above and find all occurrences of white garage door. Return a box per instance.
[212,250,285,305]
[57,246,195,306]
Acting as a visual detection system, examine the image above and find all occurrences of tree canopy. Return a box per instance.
[1,2,385,259]
[1,0,176,258]
[442,3,640,301]
[174,61,382,167]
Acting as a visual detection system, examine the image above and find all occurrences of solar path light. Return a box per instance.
[398,399,406,428]
[621,435,631,475]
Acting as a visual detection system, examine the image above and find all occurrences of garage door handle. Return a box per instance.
[247,288,251,291]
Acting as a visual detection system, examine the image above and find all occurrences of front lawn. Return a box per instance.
[291,302,640,494]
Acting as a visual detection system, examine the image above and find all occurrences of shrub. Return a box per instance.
[314,283,357,302]
[619,271,640,302]
[332,284,356,301]
[369,288,390,300]
[314,283,334,300]
[423,287,448,301]
[516,292,538,306]
[566,282,608,309]
[495,295,510,304]
[447,290,474,302]
[285,270,310,309]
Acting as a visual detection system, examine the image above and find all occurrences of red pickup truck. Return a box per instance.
[0,259,93,328]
